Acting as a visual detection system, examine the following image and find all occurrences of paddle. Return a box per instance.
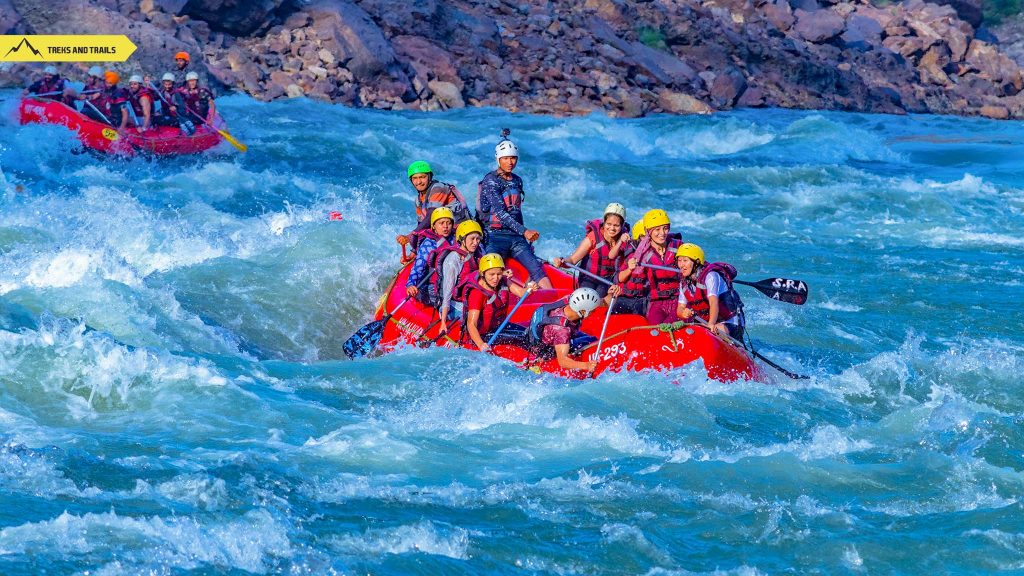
[485,288,533,348]
[179,95,247,152]
[590,296,617,378]
[28,89,98,98]
[692,316,808,380]
[556,260,614,287]
[343,274,431,358]
[82,99,112,125]
[147,81,195,136]
[640,262,808,305]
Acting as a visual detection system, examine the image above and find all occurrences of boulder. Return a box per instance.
[762,0,795,31]
[427,80,465,108]
[0,0,22,34]
[979,104,1010,119]
[392,35,463,89]
[657,90,714,114]
[710,69,748,107]
[180,0,286,36]
[918,44,952,85]
[305,0,396,80]
[841,14,883,49]
[793,8,845,43]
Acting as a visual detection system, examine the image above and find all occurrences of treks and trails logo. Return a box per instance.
[0,35,136,62]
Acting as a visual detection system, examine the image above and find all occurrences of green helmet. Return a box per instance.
[407,160,432,178]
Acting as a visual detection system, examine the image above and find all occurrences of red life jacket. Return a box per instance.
[93,86,127,119]
[427,243,480,304]
[407,227,445,254]
[460,274,511,335]
[642,239,683,301]
[127,87,153,119]
[681,262,741,321]
[582,218,633,281]
[178,86,213,117]
[616,238,646,298]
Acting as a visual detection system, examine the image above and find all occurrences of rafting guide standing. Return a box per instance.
[476,129,553,290]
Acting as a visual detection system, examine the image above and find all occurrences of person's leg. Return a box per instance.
[645,299,676,325]
[508,236,552,289]
[483,231,514,260]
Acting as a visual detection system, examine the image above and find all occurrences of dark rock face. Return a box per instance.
[180,0,287,36]
[4,0,1024,120]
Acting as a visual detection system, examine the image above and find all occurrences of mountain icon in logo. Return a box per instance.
[4,37,43,59]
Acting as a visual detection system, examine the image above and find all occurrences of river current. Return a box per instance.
[1,92,1022,574]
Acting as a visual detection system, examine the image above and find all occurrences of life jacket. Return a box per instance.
[178,85,213,118]
[155,87,180,117]
[460,274,511,336]
[172,67,190,88]
[29,76,64,98]
[476,171,524,231]
[415,181,470,225]
[127,87,153,119]
[428,243,481,305]
[681,262,742,322]
[93,86,127,120]
[528,299,577,345]
[582,218,632,281]
[642,238,683,301]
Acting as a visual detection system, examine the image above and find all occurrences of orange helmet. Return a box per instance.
[174,51,190,62]
[104,70,120,84]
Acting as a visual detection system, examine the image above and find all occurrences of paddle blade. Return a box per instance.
[217,128,247,152]
[343,319,386,358]
[736,278,809,305]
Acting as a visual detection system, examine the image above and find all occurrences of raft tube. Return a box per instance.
[370,258,766,382]
[18,97,224,156]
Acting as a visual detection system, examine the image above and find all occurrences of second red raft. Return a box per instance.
[18,96,224,156]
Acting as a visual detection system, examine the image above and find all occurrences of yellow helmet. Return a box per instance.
[643,209,670,230]
[479,253,505,273]
[631,218,646,241]
[675,243,705,265]
[430,207,454,227]
[455,220,483,242]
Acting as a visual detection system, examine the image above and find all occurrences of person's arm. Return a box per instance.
[140,95,152,130]
[466,308,489,351]
[704,272,727,336]
[554,343,597,372]
[554,236,593,268]
[439,253,461,331]
[206,96,216,123]
[480,179,527,236]
[405,239,433,293]
[119,105,129,130]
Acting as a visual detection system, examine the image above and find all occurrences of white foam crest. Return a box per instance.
[679,126,775,157]
[550,413,669,457]
[644,566,767,576]
[601,523,675,565]
[709,425,871,463]
[0,319,232,417]
[154,474,230,511]
[328,520,469,560]
[536,115,658,157]
[0,443,101,498]
[964,529,1024,554]
[842,545,864,569]
[919,226,1024,249]
[817,300,862,312]
[898,172,997,197]
[302,423,419,461]
[0,509,292,572]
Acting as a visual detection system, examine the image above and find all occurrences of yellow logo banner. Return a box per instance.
[0,35,137,62]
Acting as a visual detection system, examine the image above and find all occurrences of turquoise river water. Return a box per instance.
[0,92,1023,574]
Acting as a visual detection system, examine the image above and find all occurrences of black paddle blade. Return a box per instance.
[343,319,386,358]
[736,278,809,305]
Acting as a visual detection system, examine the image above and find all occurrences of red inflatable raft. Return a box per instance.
[18,97,224,156]
[370,259,766,382]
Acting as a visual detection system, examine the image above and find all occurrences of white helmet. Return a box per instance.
[129,74,142,84]
[495,139,519,160]
[185,71,199,81]
[603,202,626,221]
[88,66,102,77]
[44,65,57,75]
[162,72,175,82]
[568,288,602,319]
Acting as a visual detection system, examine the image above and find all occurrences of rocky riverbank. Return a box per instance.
[4,0,1024,119]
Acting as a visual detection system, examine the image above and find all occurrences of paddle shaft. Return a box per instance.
[82,99,111,125]
[486,289,532,348]
[559,261,614,286]
[30,89,99,97]
[590,296,617,378]
[692,316,808,380]
[175,91,247,152]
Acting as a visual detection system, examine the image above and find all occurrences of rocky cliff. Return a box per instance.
[3,0,1024,119]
